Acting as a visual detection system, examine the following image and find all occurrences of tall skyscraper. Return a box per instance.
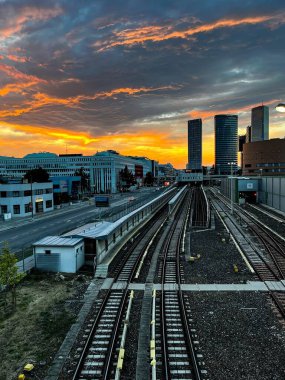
[246,125,252,143]
[251,105,269,142]
[187,119,202,170]
[215,114,238,175]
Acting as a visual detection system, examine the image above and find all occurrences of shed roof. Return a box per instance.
[33,235,83,247]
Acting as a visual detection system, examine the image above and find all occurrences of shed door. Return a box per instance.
[36,253,60,272]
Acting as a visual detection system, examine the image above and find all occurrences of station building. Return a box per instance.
[176,170,203,184]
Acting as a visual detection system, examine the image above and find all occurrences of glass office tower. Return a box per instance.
[215,114,238,175]
[251,105,269,142]
[187,119,202,170]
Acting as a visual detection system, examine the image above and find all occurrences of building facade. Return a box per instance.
[0,151,153,194]
[242,139,285,176]
[251,105,269,142]
[0,182,53,218]
[187,119,202,170]
[246,125,252,143]
[90,151,152,193]
[215,114,238,175]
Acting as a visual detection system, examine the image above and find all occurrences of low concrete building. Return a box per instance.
[34,236,84,273]
[220,177,260,204]
[0,182,53,218]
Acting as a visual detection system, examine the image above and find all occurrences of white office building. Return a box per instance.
[0,151,153,194]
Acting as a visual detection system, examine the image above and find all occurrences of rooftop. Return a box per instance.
[33,236,83,247]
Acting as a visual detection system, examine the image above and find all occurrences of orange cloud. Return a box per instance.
[6,55,29,63]
[0,63,45,83]
[189,99,280,120]
[0,85,176,118]
[0,6,63,39]
[97,14,284,50]
[0,121,189,167]
[0,81,38,97]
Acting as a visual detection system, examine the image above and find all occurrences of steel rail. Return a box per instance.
[72,204,169,379]
[176,195,201,380]
[161,189,201,380]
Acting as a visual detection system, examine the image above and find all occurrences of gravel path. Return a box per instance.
[189,291,285,380]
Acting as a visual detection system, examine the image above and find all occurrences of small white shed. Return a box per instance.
[33,236,84,273]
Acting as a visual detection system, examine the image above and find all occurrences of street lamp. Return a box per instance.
[275,103,285,113]
[227,162,236,215]
[259,168,263,177]
[30,175,34,219]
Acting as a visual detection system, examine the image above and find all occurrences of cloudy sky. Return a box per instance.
[0,0,285,167]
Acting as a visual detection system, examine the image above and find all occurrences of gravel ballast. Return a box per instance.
[189,291,285,380]
[182,215,255,284]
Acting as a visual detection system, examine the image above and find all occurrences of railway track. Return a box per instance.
[70,201,170,379]
[211,191,285,319]
[156,190,205,380]
[190,186,210,228]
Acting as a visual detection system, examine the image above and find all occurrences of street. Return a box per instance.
[0,188,162,252]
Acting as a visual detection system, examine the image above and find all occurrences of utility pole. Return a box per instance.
[31,174,34,219]
[228,162,235,215]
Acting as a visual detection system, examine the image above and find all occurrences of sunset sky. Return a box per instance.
[0,0,285,168]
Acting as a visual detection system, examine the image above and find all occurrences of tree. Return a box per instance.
[74,167,90,193]
[144,171,154,186]
[119,165,136,190]
[24,167,49,183]
[0,243,25,308]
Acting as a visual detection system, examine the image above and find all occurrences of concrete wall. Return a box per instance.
[259,176,285,212]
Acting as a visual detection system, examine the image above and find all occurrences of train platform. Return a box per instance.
[98,280,285,292]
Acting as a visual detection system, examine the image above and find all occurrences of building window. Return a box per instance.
[35,189,43,195]
[45,250,51,255]
[46,200,53,208]
[45,188,53,193]
[1,205,7,214]
[13,191,20,197]
[13,204,20,214]
[0,191,7,198]
[24,204,30,213]
[245,164,251,168]
[24,190,32,196]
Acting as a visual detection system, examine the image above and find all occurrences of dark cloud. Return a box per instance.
[1,0,285,142]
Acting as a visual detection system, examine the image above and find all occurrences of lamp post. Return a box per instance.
[30,175,34,219]
[228,162,236,215]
